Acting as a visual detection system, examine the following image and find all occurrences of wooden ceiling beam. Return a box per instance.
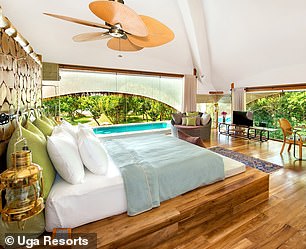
[59,64,184,78]
[245,83,306,92]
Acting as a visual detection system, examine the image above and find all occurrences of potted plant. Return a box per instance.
[221,111,227,123]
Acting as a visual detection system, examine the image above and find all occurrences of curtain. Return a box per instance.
[231,87,246,111]
[183,75,197,112]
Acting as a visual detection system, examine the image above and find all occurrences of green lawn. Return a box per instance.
[63,114,158,126]
[63,116,92,125]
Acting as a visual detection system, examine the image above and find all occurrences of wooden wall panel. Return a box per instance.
[0,26,42,169]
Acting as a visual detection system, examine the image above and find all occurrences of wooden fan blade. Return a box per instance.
[107,38,143,51]
[44,13,110,29]
[128,15,175,48]
[89,1,148,37]
[73,32,111,42]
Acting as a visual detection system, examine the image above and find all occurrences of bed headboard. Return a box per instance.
[0,11,43,172]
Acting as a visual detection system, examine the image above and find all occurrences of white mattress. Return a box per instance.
[45,157,127,232]
[221,155,246,178]
[45,152,245,232]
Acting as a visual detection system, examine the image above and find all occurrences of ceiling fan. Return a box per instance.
[44,0,175,52]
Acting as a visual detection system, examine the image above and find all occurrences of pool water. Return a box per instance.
[93,122,170,135]
[218,117,232,123]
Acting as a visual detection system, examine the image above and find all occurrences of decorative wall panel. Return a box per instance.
[0,10,42,167]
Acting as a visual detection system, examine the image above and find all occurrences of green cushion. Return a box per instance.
[186,112,199,117]
[42,115,54,127]
[25,121,46,141]
[7,126,56,199]
[186,116,197,126]
[0,212,45,247]
[33,118,53,137]
[49,117,58,126]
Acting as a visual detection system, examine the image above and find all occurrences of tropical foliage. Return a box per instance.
[247,91,306,139]
[42,94,175,126]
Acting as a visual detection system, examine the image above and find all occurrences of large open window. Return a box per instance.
[42,68,184,125]
[196,94,231,128]
[246,86,306,140]
[43,69,184,111]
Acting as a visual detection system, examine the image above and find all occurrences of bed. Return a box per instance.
[45,134,245,232]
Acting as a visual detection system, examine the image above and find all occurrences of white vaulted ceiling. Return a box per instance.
[1,0,306,93]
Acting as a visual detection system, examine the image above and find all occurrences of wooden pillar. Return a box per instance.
[214,102,219,129]
[231,82,235,116]
[209,91,223,129]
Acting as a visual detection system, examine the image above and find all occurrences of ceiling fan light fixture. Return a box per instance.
[110,0,124,4]
[45,0,175,51]
[109,24,125,38]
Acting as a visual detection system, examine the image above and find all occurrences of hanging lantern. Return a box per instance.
[0,140,44,223]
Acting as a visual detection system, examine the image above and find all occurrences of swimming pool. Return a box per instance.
[93,122,170,135]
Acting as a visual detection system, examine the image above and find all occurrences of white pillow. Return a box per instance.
[78,123,91,129]
[52,125,66,136]
[78,123,95,137]
[47,131,85,184]
[78,129,109,175]
[60,120,78,139]
[201,113,211,126]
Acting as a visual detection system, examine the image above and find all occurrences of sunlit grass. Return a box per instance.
[62,114,155,126]
[62,116,92,125]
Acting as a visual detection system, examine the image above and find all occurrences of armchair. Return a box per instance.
[170,112,212,141]
[278,118,306,159]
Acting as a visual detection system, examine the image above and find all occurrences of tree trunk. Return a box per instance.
[93,118,100,126]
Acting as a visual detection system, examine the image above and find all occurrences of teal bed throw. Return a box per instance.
[102,134,225,216]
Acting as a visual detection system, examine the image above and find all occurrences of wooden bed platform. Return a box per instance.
[74,167,269,249]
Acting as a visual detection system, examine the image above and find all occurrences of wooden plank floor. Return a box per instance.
[74,167,269,249]
[72,130,274,249]
[74,130,305,249]
[160,130,306,249]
